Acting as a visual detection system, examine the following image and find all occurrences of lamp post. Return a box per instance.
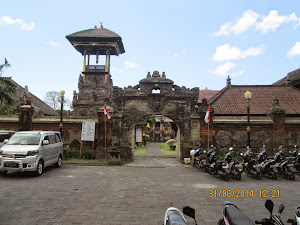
[244,91,252,148]
[59,90,65,136]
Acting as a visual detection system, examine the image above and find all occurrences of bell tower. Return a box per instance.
[66,23,125,117]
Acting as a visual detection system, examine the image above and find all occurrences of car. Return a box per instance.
[0,131,63,176]
[0,130,16,148]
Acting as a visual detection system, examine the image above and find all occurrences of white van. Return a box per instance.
[0,131,63,176]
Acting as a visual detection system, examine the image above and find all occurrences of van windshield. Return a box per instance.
[7,133,41,145]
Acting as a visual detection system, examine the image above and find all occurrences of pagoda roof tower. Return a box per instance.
[66,23,125,56]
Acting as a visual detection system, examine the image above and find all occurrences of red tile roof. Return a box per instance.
[198,90,219,103]
[209,85,300,115]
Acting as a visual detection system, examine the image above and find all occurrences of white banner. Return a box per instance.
[81,121,95,141]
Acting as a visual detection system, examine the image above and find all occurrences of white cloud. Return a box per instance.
[0,16,35,31]
[212,10,259,36]
[213,44,264,62]
[46,41,58,47]
[212,10,300,36]
[288,42,300,57]
[124,61,137,69]
[213,62,236,76]
[256,10,298,33]
[211,62,244,77]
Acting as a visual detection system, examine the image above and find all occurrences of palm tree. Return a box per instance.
[0,58,16,114]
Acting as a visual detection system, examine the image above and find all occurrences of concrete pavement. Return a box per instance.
[0,143,299,225]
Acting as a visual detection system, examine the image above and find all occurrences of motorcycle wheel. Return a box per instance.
[272,172,277,180]
[256,172,261,180]
[224,174,229,181]
[290,173,295,180]
[236,173,241,180]
[195,161,201,169]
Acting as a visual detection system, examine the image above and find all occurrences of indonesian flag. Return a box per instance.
[204,106,210,123]
[104,106,111,119]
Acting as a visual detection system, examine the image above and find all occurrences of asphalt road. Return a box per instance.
[0,146,299,225]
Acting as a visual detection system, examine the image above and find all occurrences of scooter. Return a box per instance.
[224,147,243,180]
[203,146,215,173]
[208,151,230,181]
[217,201,255,225]
[255,199,285,225]
[258,146,279,180]
[289,146,300,175]
[242,148,261,180]
[164,206,197,225]
[287,206,300,225]
[190,148,205,169]
[273,146,296,180]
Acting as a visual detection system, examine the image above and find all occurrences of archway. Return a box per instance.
[131,114,181,161]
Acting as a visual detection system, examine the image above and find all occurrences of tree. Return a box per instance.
[0,58,16,114]
[44,91,60,110]
[44,91,71,110]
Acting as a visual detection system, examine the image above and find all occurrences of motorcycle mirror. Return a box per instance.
[278,204,284,214]
[183,206,195,220]
[265,199,274,215]
[240,152,243,156]
[229,147,233,151]
[204,151,206,153]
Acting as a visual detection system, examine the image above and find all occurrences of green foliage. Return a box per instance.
[65,150,92,159]
[135,144,147,155]
[159,143,177,155]
[166,139,176,146]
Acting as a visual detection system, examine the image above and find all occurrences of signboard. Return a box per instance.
[81,121,95,141]
[136,127,143,143]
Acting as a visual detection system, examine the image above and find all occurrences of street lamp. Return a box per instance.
[244,91,252,148]
[59,90,65,136]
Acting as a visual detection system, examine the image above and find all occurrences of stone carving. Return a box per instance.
[216,131,232,148]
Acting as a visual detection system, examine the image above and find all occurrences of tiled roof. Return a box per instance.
[198,90,219,103]
[5,78,58,116]
[273,68,300,85]
[209,85,300,115]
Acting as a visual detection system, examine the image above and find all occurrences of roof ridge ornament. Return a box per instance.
[100,21,103,29]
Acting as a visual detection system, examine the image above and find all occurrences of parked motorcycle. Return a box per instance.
[190,148,206,170]
[258,146,279,180]
[242,148,261,180]
[274,146,297,180]
[289,146,300,175]
[217,201,255,225]
[224,147,243,180]
[287,205,300,225]
[164,206,197,225]
[208,151,230,181]
[203,146,215,173]
[255,199,285,225]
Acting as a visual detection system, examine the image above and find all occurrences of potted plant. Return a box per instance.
[166,139,176,150]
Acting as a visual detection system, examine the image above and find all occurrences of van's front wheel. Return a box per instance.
[55,155,62,168]
[35,160,43,176]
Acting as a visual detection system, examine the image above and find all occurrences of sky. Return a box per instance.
[1,0,300,105]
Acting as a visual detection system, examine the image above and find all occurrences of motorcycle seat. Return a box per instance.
[225,205,254,225]
[167,212,188,225]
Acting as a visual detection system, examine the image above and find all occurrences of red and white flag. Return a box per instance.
[104,106,111,119]
[204,106,210,123]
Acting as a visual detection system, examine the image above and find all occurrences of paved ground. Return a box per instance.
[0,143,300,225]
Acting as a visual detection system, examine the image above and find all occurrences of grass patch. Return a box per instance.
[159,143,177,155]
[135,144,147,155]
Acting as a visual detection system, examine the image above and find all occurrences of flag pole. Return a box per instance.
[208,120,210,151]
[104,116,107,160]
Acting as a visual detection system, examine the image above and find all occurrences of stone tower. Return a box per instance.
[66,23,125,117]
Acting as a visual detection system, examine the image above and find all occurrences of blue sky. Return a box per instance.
[1,0,300,104]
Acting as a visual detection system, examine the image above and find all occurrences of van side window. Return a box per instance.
[49,135,56,144]
[55,133,61,143]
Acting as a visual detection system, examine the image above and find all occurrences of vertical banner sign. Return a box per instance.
[81,121,95,141]
[136,127,143,143]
